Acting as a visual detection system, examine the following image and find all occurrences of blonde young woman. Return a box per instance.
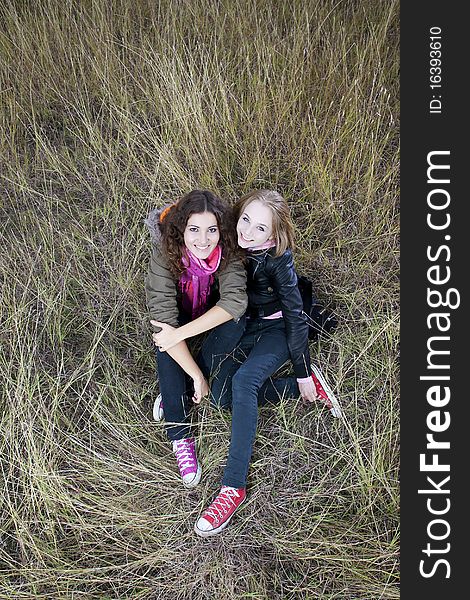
[192,190,342,536]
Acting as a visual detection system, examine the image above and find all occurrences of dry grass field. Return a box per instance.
[0,1,399,598]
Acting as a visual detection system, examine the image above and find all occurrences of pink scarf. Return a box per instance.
[179,245,222,319]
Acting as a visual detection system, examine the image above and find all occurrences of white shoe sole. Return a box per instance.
[194,496,246,537]
[183,463,202,489]
[153,393,164,421]
[311,363,343,419]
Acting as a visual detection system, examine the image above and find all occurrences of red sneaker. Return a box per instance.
[194,486,246,537]
[311,363,343,419]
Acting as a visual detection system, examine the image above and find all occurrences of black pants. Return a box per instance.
[156,316,246,441]
[211,317,300,488]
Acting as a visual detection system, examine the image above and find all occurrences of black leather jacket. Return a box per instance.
[246,248,311,379]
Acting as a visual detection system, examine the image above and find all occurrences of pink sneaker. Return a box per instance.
[172,437,202,488]
[194,486,246,537]
[311,363,343,419]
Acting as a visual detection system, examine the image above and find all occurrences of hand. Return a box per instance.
[192,376,209,404]
[298,379,319,403]
[151,320,181,352]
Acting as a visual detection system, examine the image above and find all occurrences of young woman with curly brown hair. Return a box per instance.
[145,190,247,488]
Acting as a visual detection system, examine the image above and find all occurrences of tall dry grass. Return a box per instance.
[0,1,399,598]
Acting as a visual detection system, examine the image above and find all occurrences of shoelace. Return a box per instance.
[174,439,196,471]
[204,487,240,522]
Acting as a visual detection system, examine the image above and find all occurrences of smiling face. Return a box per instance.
[183,211,220,259]
[236,199,274,249]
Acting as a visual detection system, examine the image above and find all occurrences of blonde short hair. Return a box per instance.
[234,189,295,256]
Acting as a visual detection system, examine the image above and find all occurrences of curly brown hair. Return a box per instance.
[160,190,240,277]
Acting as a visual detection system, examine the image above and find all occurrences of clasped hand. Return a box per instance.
[151,320,181,352]
[192,376,209,404]
[298,379,320,403]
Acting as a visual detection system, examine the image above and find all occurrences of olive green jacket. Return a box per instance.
[144,207,247,329]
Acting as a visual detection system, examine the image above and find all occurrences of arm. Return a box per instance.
[215,256,248,321]
[268,251,311,380]
[152,306,232,350]
[145,246,179,329]
[178,306,232,337]
[270,255,317,402]
[151,256,248,350]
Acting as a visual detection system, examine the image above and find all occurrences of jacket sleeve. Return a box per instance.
[268,251,311,379]
[216,256,248,321]
[145,246,179,330]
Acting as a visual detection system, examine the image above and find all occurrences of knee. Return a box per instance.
[232,368,260,395]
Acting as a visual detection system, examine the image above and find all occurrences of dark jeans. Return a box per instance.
[156,315,246,441]
[211,317,300,489]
